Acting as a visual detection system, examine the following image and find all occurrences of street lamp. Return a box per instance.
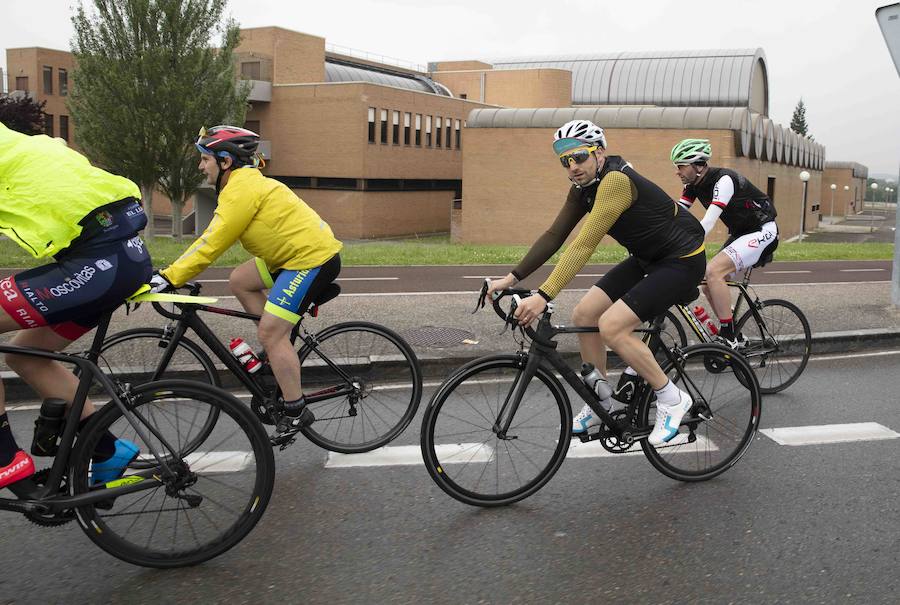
[799,170,810,242]
[870,182,879,232]
[871,181,879,205]
[843,185,850,214]
[830,183,837,220]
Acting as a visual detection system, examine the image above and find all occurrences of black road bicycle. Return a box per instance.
[420,282,762,507]
[94,281,423,453]
[659,263,811,394]
[1,308,275,568]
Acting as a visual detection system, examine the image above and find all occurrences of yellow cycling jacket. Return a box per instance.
[162,168,342,286]
[0,123,140,258]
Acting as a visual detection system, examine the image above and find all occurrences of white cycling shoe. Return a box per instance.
[647,390,692,446]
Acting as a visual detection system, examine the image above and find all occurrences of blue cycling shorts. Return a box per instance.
[255,254,341,324]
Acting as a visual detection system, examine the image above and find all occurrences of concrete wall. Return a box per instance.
[293,188,454,239]
[459,126,821,245]
[432,68,571,108]
[821,167,867,216]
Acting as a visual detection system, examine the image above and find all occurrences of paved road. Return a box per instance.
[2,348,899,604]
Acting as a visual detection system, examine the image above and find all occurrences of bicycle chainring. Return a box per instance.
[24,469,76,527]
[598,410,636,453]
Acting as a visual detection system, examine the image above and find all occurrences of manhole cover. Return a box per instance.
[403,326,477,348]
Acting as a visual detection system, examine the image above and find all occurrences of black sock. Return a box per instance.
[719,318,734,339]
[78,416,118,462]
[1,413,20,466]
[282,396,307,417]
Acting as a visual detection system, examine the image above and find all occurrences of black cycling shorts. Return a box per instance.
[595,253,706,322]
[0,235,152,340]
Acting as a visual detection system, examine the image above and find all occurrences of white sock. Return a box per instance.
[653,380,680,407]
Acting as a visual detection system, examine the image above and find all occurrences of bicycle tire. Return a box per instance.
[421,354,571,507]
[735,298,811,393]
[295,321,422,453]
[70,380,275,568]
[639,343,761,482]
[98,329,221,465]
[99,328,221,387]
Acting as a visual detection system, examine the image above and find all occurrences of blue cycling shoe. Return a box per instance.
[91,439,140,485]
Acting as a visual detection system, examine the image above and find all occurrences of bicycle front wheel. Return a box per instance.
[421,355,571,507]
[735,299,811,394]
[70,380,275,568]
[639,343,761,482]
[296,321,422,453]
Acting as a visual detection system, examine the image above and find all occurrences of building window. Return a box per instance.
[460,93,467,99]
[403,112,411,145]
[392,111,400,145]
[58,69,68,96]
[368,107,376,143]
[445,119,452,149]
[767,177,776,202]
[380,109,388,144]
[44,114,54,136]
[15,76,28,91]
[425,115,432,147]
[59,115,69,141]
[244,120,261,135]
[435,117,442,148]
[455,119,461,149]
[415,114,422,146]
[241,61,261,80]
[43,66,53,94]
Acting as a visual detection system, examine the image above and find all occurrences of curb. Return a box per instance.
[4,329,899,402]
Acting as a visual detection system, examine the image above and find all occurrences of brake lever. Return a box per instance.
[500,294,522,334]
[473,278,489,314]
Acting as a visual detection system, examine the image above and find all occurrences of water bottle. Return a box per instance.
[580,363,613,411]
[692,305,719,336]
[31,398,67,456]
[229,338,262,374]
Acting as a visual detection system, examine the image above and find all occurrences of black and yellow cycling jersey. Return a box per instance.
[512,156,704,300]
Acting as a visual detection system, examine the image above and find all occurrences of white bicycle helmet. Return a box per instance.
[554,119,607,149]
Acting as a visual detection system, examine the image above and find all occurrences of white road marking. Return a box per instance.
[763,270,811,274]
[129,451,253,473]
[838,268,886,273]
[326,443,494,468]
[567,433,718,458]
[759,422,900,446]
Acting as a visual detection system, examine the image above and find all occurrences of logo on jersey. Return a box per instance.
[35,265,97,300]
[96,259,113,271]
[96,211,114,228]
[0,277,18,303]
[748,239,759,248]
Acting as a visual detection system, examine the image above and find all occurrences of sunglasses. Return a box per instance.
[559,146,597,168]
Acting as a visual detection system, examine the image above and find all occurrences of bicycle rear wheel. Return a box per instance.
[639,343,761,482]
[296,321,422,453]
[421,355,571,507]
[70,380,275,568]
[735,299,811,393]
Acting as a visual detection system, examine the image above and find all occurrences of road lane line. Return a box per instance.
[759,422,899,446]
[763,270,812,274]
[838,269,886,272]
[326,443,494,468]
[567,433,718,458]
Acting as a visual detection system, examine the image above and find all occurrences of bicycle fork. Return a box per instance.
[491,352,540,440]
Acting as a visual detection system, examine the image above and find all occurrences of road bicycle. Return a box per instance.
[93,281,422,453]
[420,281,761,507]
[662,264,811,394]
[1,296,275,568]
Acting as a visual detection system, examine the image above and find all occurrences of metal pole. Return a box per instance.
[800,181,808,241]
[830,188,835,218]
[893,163,900,307]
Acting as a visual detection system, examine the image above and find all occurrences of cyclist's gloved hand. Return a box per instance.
[148,271,174,294]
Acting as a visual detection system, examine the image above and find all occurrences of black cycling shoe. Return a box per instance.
[274,407,315,435]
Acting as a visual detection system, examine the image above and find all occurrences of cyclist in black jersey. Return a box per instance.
[486,120,706,446]
[671,138,779,346]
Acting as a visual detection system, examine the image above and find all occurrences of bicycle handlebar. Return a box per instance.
[474,278,540,338]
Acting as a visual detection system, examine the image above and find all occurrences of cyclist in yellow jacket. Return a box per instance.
[0,122,152,489]
[151,126,342,436]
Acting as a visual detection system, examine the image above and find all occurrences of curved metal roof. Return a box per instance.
[325,61,450,95]
[491,49,768,115]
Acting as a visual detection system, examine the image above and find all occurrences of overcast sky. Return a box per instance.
[3,0,899,175]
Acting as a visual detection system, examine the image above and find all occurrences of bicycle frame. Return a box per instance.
[676,270,764,343]
[140,296,358,406]
[489,295,705,445]
[0,313,183,516]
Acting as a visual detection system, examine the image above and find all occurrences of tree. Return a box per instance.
[69,0,248,240]
[790,98,813,140]
[0,94,48,134]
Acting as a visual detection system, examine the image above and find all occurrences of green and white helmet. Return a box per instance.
[670,138,711,165]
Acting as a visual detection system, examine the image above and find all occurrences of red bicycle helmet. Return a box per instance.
[196,125,260,163]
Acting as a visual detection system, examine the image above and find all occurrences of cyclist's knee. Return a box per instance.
[571,302,600,327]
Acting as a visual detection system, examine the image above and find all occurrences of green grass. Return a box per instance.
[0,234,893,270]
